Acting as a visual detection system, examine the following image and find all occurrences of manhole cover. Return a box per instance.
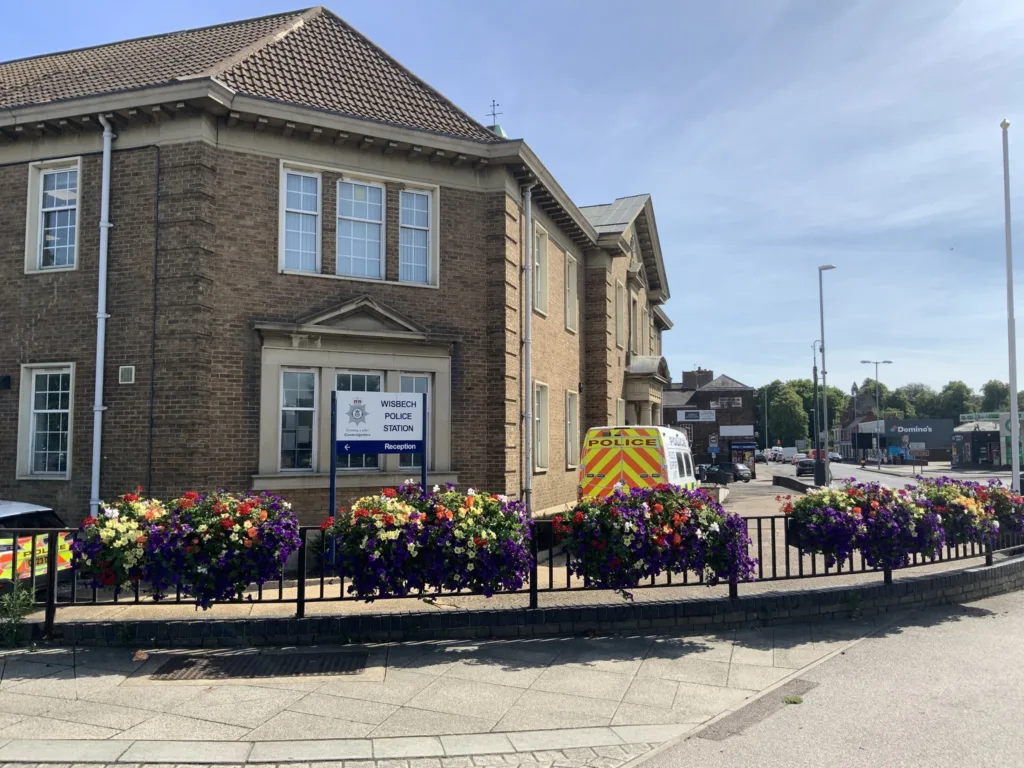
[151,652,368,681]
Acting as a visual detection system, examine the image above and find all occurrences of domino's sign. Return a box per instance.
[335,393,425,454]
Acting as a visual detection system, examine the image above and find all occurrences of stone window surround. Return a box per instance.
[276,159,441,289]
[254,336,454,491]
[534,380,550,473]
[16,362,76,481]
[24,156,82,274]
[615,282,625,349]
[533,222,549,316]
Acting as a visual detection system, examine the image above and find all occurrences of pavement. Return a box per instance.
[640,586,1024,768]
[0,612,890,765]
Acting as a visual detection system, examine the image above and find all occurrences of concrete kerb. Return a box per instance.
[33,553,1024,647]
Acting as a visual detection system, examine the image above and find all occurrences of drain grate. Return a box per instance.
[151,652,369,681]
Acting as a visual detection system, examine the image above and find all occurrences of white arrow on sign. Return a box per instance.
[344,444,351,451]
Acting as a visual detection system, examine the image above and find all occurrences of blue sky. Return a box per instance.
[4,0,1024,393]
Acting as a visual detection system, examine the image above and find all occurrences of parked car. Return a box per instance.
[795,458,816,477]
[827,452,843,463]
[714,462,752,483]
[701,465,732,484]
[791,453,807,464]
[754,452,767,463]
[770,447,785,462]
[0,502,71,594]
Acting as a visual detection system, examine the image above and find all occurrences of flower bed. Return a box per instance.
[321,483,532,601]
[554,485,757,598]
[785,477,1022,572]
[73,490,301,609]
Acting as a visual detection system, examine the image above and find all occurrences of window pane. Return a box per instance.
[286,173,317,213]
[280,409,313,469]
[31,370,71,475]
[285,210,317,271]
[399,227,429,284]
[282,371,315,408]
[337,219,381,278]
[400,375,428,393]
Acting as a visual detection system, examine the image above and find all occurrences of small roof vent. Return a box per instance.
[485,124,507,138]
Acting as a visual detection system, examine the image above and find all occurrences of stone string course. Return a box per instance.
[32,555,1024,647]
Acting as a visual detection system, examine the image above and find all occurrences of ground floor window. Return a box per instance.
[17,363,75,480]
[335,371,383,470]
[280,369,317,471]
[399,374,430,468]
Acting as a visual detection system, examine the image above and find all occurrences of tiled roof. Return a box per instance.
[580,194,650,234]
[700,374,752,391]
[0,7,501,143]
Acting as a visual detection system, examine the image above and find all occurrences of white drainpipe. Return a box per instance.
[90,115,115,517]
[522,183,535,517]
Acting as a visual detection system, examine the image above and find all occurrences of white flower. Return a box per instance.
[467,488,476,496]
[695,529,705,540]
[433,485,440,493]
[103,508,119,519]
[709,522,720,533]
[404,478,415,486]
[497,495,508,503]
[641,502,649,511]
[467,563,475,571]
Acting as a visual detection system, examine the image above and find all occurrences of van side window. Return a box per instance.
[676,452,686,478]
[683,452,694,478]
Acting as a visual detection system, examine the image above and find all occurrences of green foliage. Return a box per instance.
[769,386,809,446]
[0,582,33,647]
[783,695,804,705]
[981,380,1011,412]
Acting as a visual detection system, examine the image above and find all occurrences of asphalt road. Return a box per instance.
[768,460,1011,486]
[640,588,1024,768]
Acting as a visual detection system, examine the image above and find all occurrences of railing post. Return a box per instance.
[529,526,539,610]
[986,541,994,567]
[729,579,738,599]
[44,531,59,639]
[883,567,893,585]
[296,531,307,619]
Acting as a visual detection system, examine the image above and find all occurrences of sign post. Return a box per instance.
[328,392,429,520]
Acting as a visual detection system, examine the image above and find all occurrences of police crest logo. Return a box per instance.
[347,399,368,426]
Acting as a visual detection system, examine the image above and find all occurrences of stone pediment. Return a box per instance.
[294,296,429,335]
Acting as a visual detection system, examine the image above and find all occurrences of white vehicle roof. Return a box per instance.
[0,501,54,520]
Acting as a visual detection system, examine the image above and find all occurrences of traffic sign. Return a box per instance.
[708,446,720,454]
[709,434,719,447]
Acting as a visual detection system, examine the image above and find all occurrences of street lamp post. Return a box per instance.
[813,341,824,485]
[861,360,892,470]
[764,387,769,451]
[1001,119,1020,491]
[851,382,859,461]
[818,265,836,478]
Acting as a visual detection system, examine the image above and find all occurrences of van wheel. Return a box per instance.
[743,477,750,483]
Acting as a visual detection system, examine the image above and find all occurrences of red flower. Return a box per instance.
[672,532,683,547]
[382,514,395,526]
[100,570,116,586]
[183,491,200,501]
[573,511,585,524]
[355,508,370,518]
[474,537,486,548]
[610,557,621,568]
[123,492,139,503]
[320,517,335,531]
[82,516,97,527]
[220,517,234,530]
[382,488,397,498]
[653,503,664,513]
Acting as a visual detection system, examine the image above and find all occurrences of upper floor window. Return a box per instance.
[399,190,431,284]
[39,167,79,270]
[533,225,549,315]
[565,255,578,332]
[282,170,321,273]
[337,181,384,279]
[630,295,639,354]
[642,308,650,354]
[25,158,82,274]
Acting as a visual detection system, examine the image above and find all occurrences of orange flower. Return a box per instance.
[247,528,259,539]
[653,503,664,513]
[672,532,683,547]
[243,539,253,548]
[135,535,147,545]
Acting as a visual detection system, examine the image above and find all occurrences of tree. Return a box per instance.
[824,386,849,431]
[769,386,809,447]
[858,377,890,417]
[936,381,980,421]
[884,389,915,419]
[895,383,938,418]
[981,380,1011,412]
[755,380,786,449]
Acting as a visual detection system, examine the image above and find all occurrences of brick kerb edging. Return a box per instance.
[31,554,1024,647]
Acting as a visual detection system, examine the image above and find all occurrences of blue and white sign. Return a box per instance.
[335,393,425,454]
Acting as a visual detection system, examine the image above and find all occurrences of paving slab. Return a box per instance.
[438,734,516,757]
[620,678,677,709]
[287,693,399,726]
[372,737,445,759]
[505,729,623,752]
[166,685,304,728]
[248,738,373,763]
[725,662,793,691]
[244,711,373,741]
[493,690,618,732]
[528,668,632,703]
[405,677,523,721]
[0,715,120,740]
[316,671,434,706]
[115,740,251,764]
[609,725,690,744]
[0,739,130,763]
[370,709,496,738]
[116,714,250,742]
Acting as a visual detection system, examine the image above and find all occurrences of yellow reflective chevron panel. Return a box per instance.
[579,427,669,498]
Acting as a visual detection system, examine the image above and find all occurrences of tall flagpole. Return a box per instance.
[1001,120,1020,491]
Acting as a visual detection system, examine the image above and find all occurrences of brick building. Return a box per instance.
[662,371,756,464]
[0,8,673,524]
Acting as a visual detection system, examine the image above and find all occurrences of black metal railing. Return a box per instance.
[8,518,1023,637]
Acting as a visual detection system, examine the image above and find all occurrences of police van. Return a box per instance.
[578,426,699,499]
